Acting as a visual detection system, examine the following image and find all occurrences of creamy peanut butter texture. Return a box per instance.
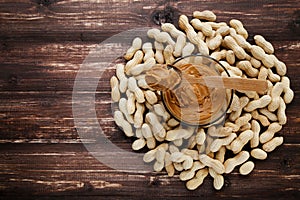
[145,63,227,125]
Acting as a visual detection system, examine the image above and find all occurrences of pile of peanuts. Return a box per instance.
[110,10,294,190]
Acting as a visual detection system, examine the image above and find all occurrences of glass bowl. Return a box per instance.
[161,54,233,127]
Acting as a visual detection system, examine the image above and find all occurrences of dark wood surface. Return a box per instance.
[0,0,300,199]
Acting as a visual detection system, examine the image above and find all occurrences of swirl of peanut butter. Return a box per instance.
[145,63,227,125]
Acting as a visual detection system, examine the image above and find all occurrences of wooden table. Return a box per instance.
[0,0,299,199]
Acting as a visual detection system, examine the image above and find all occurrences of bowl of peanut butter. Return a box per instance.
[146,54,233,126]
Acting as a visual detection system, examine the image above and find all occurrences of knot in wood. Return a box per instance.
[37,0,54,7]
[152,6,176,25]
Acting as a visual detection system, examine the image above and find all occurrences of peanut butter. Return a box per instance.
[146,63,227,125]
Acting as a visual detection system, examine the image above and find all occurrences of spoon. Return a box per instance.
[145,64,268,93]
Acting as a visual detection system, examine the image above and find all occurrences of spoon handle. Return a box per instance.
[186,76,268,92]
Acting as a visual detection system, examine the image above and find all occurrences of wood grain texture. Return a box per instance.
[0,0,300,199]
